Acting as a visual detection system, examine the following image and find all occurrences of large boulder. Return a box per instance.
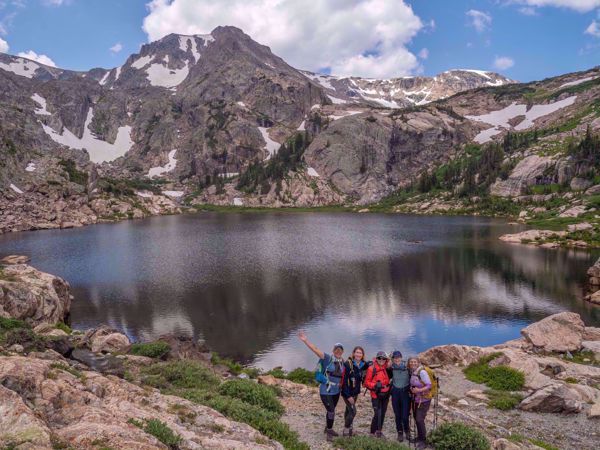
[521,312,585,352]
[0,264,71,327]
[418,344,482,367]
[519,383,583,413]
[584,327,600,341]
[83,325,130,354]
[0,255,30,265]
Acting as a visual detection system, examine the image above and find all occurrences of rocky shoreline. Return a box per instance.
[1,259,600,449]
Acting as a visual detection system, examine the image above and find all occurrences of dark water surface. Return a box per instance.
[0,212,598,370]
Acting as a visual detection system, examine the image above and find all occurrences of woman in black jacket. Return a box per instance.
[341,346,369,436]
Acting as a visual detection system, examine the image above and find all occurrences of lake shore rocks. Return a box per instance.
[520,312,585,352]
[0,263,71,327]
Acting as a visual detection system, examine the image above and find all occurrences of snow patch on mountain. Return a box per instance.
[0,58,40,78]
[42,108,134,163]
[467,96,578,143]
[146,62,189,88]
[258,127,280,159]
[559,76,597,89]
[9,184,23,194]
[99,71,111,86]
[162,190,184,198]
[31,94,51,115]
[148,149,177,177]
[131,55,154,69]
[328,95,348,104]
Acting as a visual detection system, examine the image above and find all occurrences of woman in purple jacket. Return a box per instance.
[408,357,431,449]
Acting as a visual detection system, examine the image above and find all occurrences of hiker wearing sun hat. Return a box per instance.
[364,351,391,438]
[298,331,346,441]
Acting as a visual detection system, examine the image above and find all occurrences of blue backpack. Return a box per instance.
[314,358,329,384]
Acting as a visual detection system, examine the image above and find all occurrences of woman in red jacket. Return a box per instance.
[363,351,391,438]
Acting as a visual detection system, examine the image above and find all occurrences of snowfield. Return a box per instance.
[42,108,134,163]
[559,76,597,89]
[0,58,40,78]
[328,95,348,104]
[258,127,280,159]
[466,96,577,143]
[31,94,51,115]
[146,62,189,88]
[162,190,184,198]
[148,149,177,178]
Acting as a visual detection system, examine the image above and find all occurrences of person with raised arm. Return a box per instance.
[298,330,346,441]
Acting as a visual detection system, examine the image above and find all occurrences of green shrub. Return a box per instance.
[485,390,523,410]
[142,361,220,391]
[266,367,286,379]
[182,390,307,450]
[334,435,409,449]
[130,341,171,359]
[428,422,490,450]
[529,439,559,450]
[286,368,317,386]
[218,379,284,415]
[211,352,243,375]
[128,418,182,449]
[464,354,525,391]
[54,322,72,334]
[50,362,84,379]
[0,317,27,331]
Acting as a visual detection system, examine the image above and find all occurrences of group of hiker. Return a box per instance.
[298,331,437,448]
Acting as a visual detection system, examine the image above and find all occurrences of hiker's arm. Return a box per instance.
[363,366,375,390]
[297,331,324,359]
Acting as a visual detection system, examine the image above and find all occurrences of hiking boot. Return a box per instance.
[375,430,385,439]
[397,432,404,442]
[416,440,427,449]
[325,428,339,438]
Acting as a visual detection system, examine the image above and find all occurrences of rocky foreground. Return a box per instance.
[1,258,599,449]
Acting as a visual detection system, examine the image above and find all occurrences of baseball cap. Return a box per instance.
[391,350,402,359]
[333,343,344,351]
[376,351,388,359]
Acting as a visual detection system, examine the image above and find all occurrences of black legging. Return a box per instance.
[343,395,358,428]
[413,400,431,442]
[370,394,390,433]
[391,386,410,434]
[320,393,340,429]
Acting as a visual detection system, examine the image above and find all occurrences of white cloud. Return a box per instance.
[142,0,424,78]
[42,0,71,5]
[507,0,600,12]
[585,19,600,37]
[493,56,515,70]
[418,48,429,59]
[17,50,56,67]
[110,42,123,53]
[0,37,8,53]
[518,6,538,15]
[466,9,492,33]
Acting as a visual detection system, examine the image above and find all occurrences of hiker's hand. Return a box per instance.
[375,381,382,392]
[298,331,308,342]
[347,397,355,405]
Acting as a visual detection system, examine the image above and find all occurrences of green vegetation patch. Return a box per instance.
[211,352,243,375]
[130,341,171,359]
[50,362,84,380]
[54,322,72,334]
[427,422,490,450]
[218,379,284,415]
[334,435,409,449]
[463,353,525,391]
[569,350,600,367]
[128,418,182,449]
[485,390,523,410]
[59,159,88,186]
[266,367,317,386]
[141,361,220,391]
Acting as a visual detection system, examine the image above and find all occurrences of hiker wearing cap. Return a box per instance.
[298,331,346,441]
[341,346,369,437]
[409,356,432,449]
[388,350,411,442]
[364,351,391,438]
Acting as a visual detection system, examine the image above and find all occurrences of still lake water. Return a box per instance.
[0,212,599,370]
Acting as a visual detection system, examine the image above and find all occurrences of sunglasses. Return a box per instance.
[376,357,387,361]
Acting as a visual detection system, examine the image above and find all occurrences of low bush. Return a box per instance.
[128,418,182,449]
[130,341,171,359]
[485,390,523,410]
[211,352,243,375]
[218,379,284,415]
[529,439,559,450]
[428,422,490,450]
[54,322,72,334]
[334,435,409,449]
[464,354,525,391]
[286,368,317,386]
[141,361,220,391]
[0,317,27,331]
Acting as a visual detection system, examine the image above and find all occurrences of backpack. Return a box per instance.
[417,365,439,400]
[314,358,328,384]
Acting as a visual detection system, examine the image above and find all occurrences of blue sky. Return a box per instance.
[1,0,599,81]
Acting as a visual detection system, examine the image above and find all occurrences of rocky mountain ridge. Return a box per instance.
[1,25,599,233]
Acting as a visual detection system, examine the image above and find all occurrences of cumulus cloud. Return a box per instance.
[493,56,515,70]
[17,50,56,67]
[418,48,429,59]
[142,0,424,78]
[506,0,600,12]
[0,37,8,53]
[518,6,538,15]
[110,42,123,53]
[466,9,492,33]
[586,20,600,37]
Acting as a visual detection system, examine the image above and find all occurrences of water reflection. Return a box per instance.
[0,212,598,370]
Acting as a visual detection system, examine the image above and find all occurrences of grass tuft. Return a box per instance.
[130,341,171,359]
[463,354,525,391]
